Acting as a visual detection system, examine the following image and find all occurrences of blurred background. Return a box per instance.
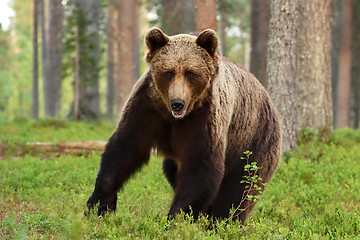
[0,0,358,135]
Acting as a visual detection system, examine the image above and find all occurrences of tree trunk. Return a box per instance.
[297,0,333,130]
[161,0,195,35]
[73,10,80,122]
[40,0,46,112]
[351,1,360,128]
[106,1,115,119]
[133,4,140,80]
[43,0,63,118]
[331,0,342,127]
[267,0,298,151]
[32,0,39,119]
[195,0,217,32]
[115,0,139,113]
[73,0,101,120]
[220,9,227,56]
[250,0,270,87]
[83,0,101,119]
[335,0,353,129]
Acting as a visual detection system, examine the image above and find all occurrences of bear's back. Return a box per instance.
[214,57,280,171]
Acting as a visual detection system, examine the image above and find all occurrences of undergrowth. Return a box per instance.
[0,120,359,239]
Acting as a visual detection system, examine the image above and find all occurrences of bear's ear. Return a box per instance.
[145,27,169,62]
[196,29,219,57]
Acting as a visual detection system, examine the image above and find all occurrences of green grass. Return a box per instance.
[0,120,360,239]
[0,119,114,159]
[0,118,114,143]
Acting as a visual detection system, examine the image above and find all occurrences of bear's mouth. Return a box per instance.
[171,108,187,119]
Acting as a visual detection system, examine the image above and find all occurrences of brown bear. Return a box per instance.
[87,27,281,224]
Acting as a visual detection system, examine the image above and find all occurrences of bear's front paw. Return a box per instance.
[86,192,117,216]
[86,192,100,215]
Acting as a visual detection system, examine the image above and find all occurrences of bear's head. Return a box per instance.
[145,27,219,119]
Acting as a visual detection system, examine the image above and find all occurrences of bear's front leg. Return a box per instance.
[87,127,153,216]
[86,78,163,216]
[167,144,225,219]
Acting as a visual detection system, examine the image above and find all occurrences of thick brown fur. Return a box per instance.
[87,27,281,224]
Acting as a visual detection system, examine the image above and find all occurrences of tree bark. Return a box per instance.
[43,0,63,117]
[106,1,115,119]
[133,3,140,80]
[267,0,298,151]
[335,0,353,129]
[195,0,217,32]
[250,0,270,87]
[115,0,139,113]
[331,0,342,126]
[351,0,360,128]
[297,0,333,130]
[74,9,80,122]
[32,0,39,119]
[40,0,46,111]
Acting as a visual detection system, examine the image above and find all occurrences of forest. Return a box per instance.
[0,0,359,150]
[1,0,360,239]
[0,0,359,145]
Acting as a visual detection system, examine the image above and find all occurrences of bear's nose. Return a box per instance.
[170,99,185,112]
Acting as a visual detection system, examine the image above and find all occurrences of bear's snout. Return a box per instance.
[170,99,185,112]
[170,99,187,119]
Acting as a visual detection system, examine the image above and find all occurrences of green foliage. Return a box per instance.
[62,0,106,119]
[0,27,11,122]
[297,127,332,146]
[1,122,360,239]
[0,0,33,121]
[230,150,264,220]
[218,0,251,64]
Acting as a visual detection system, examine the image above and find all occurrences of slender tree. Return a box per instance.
[219,9,227,56]
[250,0,270,87]
[133,3,140,80]
[73,7,81,121]
[32,0,39,119]
[39,0,46,111]
[43,0,63,117]
[72,0,101,120]
[195,0,217,32]
[330,0,342,126]
[336,0,353,129]
[106,1,116,119]
[115,0,139,113]
[267,0,298,151]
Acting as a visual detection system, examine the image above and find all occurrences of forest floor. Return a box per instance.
[0,119,360,239]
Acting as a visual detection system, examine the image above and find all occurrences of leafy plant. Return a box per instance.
[229,150,265,220]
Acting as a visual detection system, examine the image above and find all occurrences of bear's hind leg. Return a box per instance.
[209,166,257,223]
[210,151,279,223]
[163,158,177,190]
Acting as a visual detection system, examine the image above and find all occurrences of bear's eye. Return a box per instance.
[163,71,174,80]
[185,71,196,81]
